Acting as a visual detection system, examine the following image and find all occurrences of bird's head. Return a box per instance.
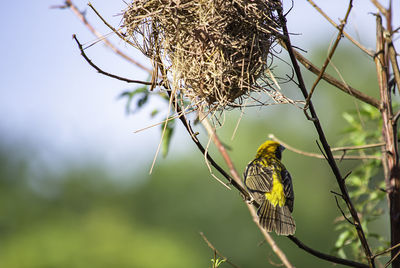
[255,140,285,160]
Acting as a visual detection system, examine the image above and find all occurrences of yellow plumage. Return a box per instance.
[244,140,295,235]
[265,174,286,207]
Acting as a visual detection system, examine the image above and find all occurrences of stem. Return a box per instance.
[374,12,400,268]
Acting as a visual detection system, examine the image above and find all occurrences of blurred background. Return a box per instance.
[0,1,393,267]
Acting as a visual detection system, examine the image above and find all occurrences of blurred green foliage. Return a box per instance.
[333,104,388,260]
[0,142,340,268]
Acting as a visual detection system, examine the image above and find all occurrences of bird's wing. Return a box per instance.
[244,159,273,193]
[281,168,294,212]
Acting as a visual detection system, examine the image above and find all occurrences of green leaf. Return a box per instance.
[161,119,175,158]
[118,86,149,114]
[151,109,159,117]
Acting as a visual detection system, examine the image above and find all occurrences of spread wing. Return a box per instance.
[281,168,294,212]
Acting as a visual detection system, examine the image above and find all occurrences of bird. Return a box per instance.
[243,140,295,235]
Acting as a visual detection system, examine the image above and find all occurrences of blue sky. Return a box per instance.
[0,0,385,177]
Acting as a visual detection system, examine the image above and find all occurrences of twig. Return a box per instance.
[269,134,381,160]
[304,0,353,109]
[200,232,241,268]
[316,140,329,161]
[306,0,375,57]
[72,35,155,85]
[370,0,388,16]
[277,4,375,266]
[384,249,400,268]
[200,112,244,188]
[373,242,400,259]
[87,3,140,53]
[280,41,380,109]
[287,236,369,268]
[57,0,152,73]
[331,143,386,152]
[388,38,400,95]
[334,195,356,226]
[393,110,400,126]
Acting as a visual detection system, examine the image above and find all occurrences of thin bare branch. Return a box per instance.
[72,35,155,85]
[393,110,400,126]
[306,0,375,57]
[57,0,152,73]
[280,42,380,109]
[388,40,400,95]
[331,143,386,152]
[334,195,356,226]
[287,236,369,268]
[269,134,381,160]
[373,242,400,259]
[304,0,353,109]
[384,249,400,268]
[87,3,142,53]
[370,0,388,16]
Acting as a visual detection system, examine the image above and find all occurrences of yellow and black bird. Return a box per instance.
[244,140,295,235]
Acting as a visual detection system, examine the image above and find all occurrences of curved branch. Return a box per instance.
[72,35,155,85]
[58,0,152,73]
[288,236,369,268]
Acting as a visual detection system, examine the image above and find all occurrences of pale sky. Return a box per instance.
[0,0,388,177]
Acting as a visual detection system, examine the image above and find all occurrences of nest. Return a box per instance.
[123,0,286,111]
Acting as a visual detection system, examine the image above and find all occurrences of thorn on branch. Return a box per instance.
[330,190,344,198]
[343,171,352,182]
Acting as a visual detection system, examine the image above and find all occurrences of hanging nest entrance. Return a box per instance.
[123,0,287,111]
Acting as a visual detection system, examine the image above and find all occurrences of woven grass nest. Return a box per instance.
[123,0,284,111]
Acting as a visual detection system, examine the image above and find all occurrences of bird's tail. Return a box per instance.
[257,200,296,236]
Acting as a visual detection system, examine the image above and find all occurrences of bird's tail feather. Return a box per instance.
[258,200,296,236]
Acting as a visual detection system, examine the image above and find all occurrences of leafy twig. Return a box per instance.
[200,232,240,268]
